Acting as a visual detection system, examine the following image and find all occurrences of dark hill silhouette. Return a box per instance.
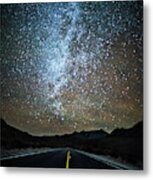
[0,119,31,138]
[0,119,108,149]
[110,121,143,138]
[0,119,143,167]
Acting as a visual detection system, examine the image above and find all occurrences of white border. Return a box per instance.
[1,0,153,180]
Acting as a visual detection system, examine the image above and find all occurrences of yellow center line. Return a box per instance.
[66,150,71,169]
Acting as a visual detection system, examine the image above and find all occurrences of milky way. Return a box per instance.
[1,1,143,136]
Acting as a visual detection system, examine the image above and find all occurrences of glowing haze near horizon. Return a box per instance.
[1,1,143,136]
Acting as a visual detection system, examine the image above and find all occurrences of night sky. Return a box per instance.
[1,1,143,136]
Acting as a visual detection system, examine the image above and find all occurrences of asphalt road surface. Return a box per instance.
[0,148,137,169]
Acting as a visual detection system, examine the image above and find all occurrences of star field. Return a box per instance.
[1,1,143,136]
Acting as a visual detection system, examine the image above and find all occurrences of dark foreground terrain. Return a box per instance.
[0,119,143,169]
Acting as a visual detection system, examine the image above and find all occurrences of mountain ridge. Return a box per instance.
[0,118,142,138]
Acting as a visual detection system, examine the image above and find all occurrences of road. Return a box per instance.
[1,148,138,169]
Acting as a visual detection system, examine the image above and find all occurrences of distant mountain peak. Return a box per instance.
[110,121,143,137]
